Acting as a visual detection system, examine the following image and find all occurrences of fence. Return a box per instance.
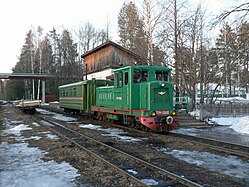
[203,103,249,117]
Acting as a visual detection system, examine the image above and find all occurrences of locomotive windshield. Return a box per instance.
[133,69,148,83]
[155,71,168,81]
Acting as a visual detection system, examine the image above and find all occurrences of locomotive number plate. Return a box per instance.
[156,110,170,115]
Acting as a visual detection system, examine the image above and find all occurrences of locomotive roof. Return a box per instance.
[113,65,172,72]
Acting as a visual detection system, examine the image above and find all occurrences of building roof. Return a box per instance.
[80,40,143,60]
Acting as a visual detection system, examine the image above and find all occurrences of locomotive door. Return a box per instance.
[122,71,129,109]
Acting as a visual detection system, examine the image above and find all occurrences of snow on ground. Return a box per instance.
[125,169,159,185]
[1,119,80,187]
[37,108,78,122]
[159,148,249,183]
[36,108,57,115]
[52,114,78,122]
[210,116,249,135]
[189,109,249,135]
[79,124,143,142]
[140,179,159,186]
[0,142,79,187]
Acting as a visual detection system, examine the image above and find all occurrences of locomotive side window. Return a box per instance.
[134,69,148,83]
[141,70,148,82]
[119,72,123,87]
[115,72,123,87]
[133,69,140,83]
[124,72,128,85]
[156,71,168,81]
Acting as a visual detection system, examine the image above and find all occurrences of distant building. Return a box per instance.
[81,40,145,80]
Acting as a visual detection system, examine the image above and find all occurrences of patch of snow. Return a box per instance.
[52,114,77,122]
[41,120,54,127]
[32,122,40,127]
[23,136,43,141]
[229,116,249,135]
[189,109,249,135]
[79,124,142,142]
[126,169,138,175]
[46,134,60,140]
[209,117,239,126]
[140,179,159,186]
[3,124,32,136]
[67,121,79,124]
[160,148,249,182]
[36,108,57,115]
[100,127,142,142]
[79,124,102,130]
[0,142,79,187]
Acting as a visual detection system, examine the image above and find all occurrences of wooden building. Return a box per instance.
[81,40,145,80]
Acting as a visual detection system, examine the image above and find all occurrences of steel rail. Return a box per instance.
[31,115,149,187]
[169,132,249,159]
[35,114,203,187]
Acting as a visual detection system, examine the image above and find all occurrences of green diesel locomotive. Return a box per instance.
[59,65,179,132]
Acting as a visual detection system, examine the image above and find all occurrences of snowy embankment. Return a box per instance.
[189,110,249,135]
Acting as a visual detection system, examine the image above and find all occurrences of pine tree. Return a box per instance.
[118,2,147,63]
[60,29,82,84]
[215,23,237,97]
[237,22,249,93]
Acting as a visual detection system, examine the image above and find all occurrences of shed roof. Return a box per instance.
[80,40,143,60]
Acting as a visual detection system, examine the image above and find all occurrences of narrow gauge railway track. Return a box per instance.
[86,118,249,159]
[38,106,249,159]
[168,132,249,159]
[33,114,202,187]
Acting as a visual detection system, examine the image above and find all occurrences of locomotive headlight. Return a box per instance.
[161,82,165,87]
[151,111,156,117]
[171,110,177,116]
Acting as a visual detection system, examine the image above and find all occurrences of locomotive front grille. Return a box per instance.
[153,88,169,109]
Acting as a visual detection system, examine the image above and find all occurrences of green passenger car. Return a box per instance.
[59,79,113,114]
[92,66,179,132]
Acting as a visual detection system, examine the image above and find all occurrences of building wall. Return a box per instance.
[83,43,142,75]
[87,68,114,80]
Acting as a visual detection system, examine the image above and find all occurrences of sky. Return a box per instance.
[0,0,246,73]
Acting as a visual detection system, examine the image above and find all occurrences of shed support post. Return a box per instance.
[42,80,45,103]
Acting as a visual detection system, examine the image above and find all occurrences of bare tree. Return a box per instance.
[219,2,249,22]
[75,22,107,55]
